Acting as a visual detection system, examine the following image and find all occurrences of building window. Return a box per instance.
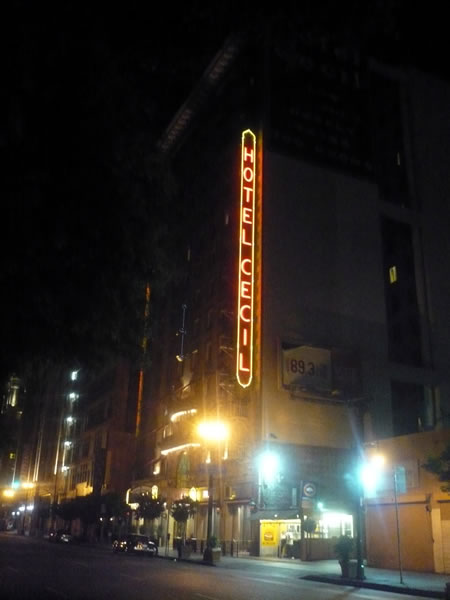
[381,217,422,366]
[389,265,397,284]
[391,381,432,436]
[370,73,409,207]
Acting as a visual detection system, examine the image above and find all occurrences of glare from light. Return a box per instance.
[322,512,352,528]
[18,505,25,512]
[360,455,385,497]
[21,482,35,489]
[160,443,200,456]
[259,451,279,483]
[170,409,197,422]
[26,504,34,511]
[70,370,78,381]
[69,392,78,400]
[197,421,229,442]
[66,416,74,424]
[317,502,324,511]
[3,489,15,498]
[372,454,385,468]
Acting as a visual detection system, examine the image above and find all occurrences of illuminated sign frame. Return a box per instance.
[236,129,256,388]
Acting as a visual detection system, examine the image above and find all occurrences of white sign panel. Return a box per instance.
[282,345,332,391]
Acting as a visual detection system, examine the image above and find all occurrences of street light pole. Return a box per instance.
[355,488,365,580]
[206,468,213,544]
[393,466,404,585]
[362,454,404,585]
[197,421,229,560]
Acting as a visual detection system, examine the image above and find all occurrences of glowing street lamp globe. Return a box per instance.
[197,421,229,442]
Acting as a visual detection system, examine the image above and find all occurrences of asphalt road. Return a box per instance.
[0,534,428,600]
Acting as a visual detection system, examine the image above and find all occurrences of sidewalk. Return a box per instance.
[159,547,449,599]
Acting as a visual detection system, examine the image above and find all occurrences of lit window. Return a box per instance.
[389,266,397,284]
[153,461,161,475]
[151,485,158,499]
[9,453,15,460]
[70,370,78,381]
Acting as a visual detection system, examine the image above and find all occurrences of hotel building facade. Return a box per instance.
[132,30,450,569]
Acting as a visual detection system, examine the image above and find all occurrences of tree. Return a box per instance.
[137,496,166,522]
[170,496,198,542]
[136,495,166,539]
[77,495,101,539]
[423,443,450,493]
[54,498,79,528]
[101,492,129,521]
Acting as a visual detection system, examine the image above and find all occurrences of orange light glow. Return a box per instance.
[237,129,256,388]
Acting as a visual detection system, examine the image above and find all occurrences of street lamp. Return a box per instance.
[197,421,229,557]
[257,451,279,508]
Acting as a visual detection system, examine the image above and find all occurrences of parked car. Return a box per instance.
[48,529,74,543]
[112,534,158,557]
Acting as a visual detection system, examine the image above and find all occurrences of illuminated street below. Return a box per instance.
[0,533,435,600]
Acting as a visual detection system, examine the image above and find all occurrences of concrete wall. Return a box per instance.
[364,429,450,573]
[261,150,390,445]
[407,70,450,420]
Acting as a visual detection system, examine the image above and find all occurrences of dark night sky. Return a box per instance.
[2,2,448,382]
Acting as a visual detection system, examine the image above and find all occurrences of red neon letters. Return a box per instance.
[237,130,256,388]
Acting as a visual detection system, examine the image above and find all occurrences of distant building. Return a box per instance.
[66,360,137,502]
[1,361,139,536]
[0,374,24,487]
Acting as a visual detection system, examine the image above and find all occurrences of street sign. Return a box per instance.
[303,482,317,498]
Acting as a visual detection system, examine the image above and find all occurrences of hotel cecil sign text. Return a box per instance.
[236,129,256,388]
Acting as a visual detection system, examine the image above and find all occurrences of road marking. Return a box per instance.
[195,594,219,600]
[245,577,292,586]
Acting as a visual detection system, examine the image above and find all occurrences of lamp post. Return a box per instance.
[392,465,404,585]
[20,482,35,535]
[361,455,404,585]
[197,421,229,559]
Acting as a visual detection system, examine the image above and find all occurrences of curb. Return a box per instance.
[302,575,445,599]
[157,553,217,566]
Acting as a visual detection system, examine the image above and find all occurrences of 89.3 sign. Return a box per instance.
[282,345,332,391]
[286,359,328,379]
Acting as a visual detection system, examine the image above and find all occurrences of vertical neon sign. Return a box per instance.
[237,129,256,388]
